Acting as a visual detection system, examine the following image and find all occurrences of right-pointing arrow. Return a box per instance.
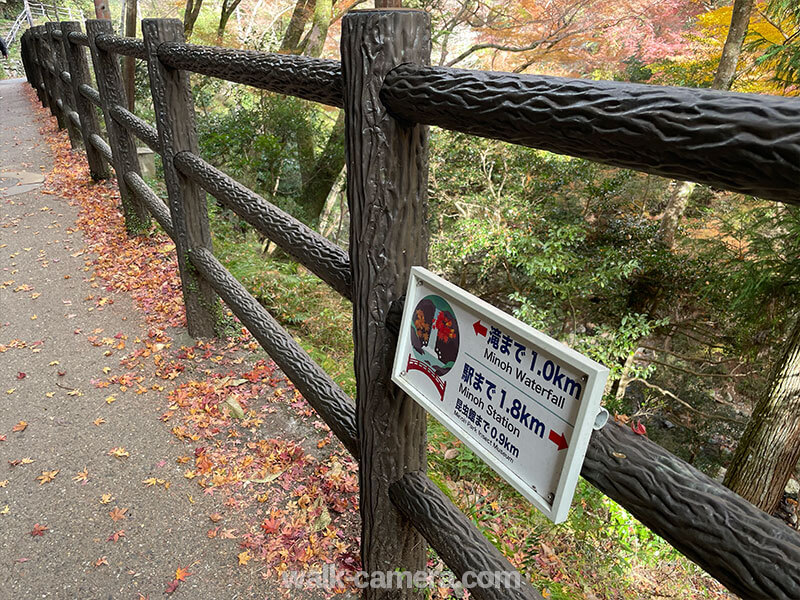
[548,430,568,451]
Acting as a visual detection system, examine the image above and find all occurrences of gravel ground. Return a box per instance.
[0,78,337,599]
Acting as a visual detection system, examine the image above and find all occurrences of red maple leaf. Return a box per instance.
[260,517,280,534]
[107,529,125,542]
[164,579,180,594]
[30,523,48,536]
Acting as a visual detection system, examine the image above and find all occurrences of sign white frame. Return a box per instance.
[391,267,608,523]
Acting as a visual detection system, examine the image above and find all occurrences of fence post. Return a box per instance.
[141,18,222,339]
[31,28,50,108]
[24,32,39,90]
[341,9,431,596]
[85,19,151,235]
[33,27,51,108]
[44,24,68,130]
[25,30,48,107]
[37,26,64,126]
[46,22,81,148]
[60,21,110,181]
[20,32,33,85]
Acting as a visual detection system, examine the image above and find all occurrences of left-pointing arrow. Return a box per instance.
[548,430,568,451]
[473,320,488,337]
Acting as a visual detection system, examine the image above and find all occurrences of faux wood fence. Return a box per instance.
[19,11,800,600]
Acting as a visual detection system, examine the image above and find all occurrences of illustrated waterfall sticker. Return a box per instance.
[407,295,460,401]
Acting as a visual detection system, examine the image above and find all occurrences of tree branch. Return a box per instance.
[635,355,754,378]
[629,378,746,424]
[445,39,544,67]
[638,344,745,366]
[332,0,367,23]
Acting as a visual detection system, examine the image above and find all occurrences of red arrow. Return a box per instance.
[548,430,568,451]
[473,320,488,337]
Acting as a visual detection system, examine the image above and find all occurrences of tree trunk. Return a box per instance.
[654,0,753,248]
[93,0,111,20]
[296,115,317,191]
[124,0,137,113]
[299,110,345,225]
[279,0,314,54]
[289,0,341,225]
[711,0,755,91]
[658,181,696,248]
[183,0,204,40]
[298,0,332,58]
[217,0,243,44]
[724,316,800,514]
[613,352,637,403]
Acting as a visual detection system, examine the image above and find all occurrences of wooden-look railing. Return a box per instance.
[19,11,800,600]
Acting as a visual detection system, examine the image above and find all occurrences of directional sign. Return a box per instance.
[392,267,608,523]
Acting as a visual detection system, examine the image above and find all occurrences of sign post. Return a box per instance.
[392,267,609,523]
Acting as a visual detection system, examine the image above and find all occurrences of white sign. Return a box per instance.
[391,267,609,523]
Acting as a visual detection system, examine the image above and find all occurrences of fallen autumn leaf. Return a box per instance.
[37,469,59,484]
[109,507,128,522]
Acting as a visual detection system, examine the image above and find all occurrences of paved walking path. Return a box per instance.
[0,79,349,599]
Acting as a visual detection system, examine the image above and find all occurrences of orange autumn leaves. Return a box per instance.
[73,468,89,483]
[108,447,130,459]
[165,565,193,594]
[109,506,128,522]
[37,470,59,484]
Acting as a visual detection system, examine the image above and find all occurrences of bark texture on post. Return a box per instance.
[47,22,81,149]
[20,33,33,88]
[61,22,110,181]
[31,28,49,108]
[20,33,35,92]
[86,19,150,234]
[124,0,138,112]
[725,317,800,514]
[342,10,431,597]
[142,18,222,339]
[39,26,65,127]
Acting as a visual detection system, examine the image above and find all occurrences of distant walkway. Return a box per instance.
[0,78,342,599]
